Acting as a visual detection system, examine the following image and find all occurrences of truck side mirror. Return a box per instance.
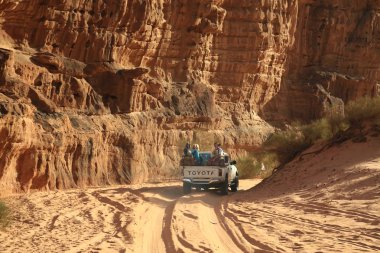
[230,160,236,165]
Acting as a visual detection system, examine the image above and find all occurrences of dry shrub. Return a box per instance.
[301,115,348,143]
[264,112,349,164]
[301,118,333,143]
[237,156,261,179]
[345,96,380,124]
[237,152,279,179]
[264,128,309,163]
[238,97,380,176]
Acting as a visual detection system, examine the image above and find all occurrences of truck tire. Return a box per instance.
[221,175,229,195]
[183,182,191,194]
[230,176,239,192]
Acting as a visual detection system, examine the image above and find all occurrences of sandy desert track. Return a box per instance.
[1,131,380,253]
[1,169,380,253]
[1,173,379,253]
[0,180,260,253]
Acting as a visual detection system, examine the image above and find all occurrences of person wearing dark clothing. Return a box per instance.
[183,142,191,157]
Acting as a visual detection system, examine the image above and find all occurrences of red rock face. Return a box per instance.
[0,0,378,193]
[262,0,380,121]
[0,0,299,112]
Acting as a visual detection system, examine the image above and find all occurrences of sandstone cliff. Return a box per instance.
[263,0,380,121]
[0,0,378,193]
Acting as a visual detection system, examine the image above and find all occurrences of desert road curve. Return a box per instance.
[1,174,379,253]
[0,180,261,253]
[120,179,259,253]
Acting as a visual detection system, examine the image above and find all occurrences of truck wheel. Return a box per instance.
[230,176,239,192]
[221,176,229,195]
[183,182,191,194]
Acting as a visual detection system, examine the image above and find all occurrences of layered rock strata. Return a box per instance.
[0,47,272,194]
[0,0,378,193]
[262,0,380,121]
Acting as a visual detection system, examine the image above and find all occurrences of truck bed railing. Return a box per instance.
[180,156,227,166]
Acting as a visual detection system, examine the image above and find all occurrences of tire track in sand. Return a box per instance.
[156,180,261,253]
[0,180,261,253]
[168,192,244,253]
[125,181,261,253]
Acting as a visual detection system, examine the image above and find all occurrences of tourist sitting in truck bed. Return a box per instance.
[192,144,201,165]
[181,142,194,166]
[209,143,224,165]
[183,142,192,157]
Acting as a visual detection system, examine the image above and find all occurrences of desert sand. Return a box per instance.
[0,137,379,253]
[0,180,259,253]
[222,136,380,252]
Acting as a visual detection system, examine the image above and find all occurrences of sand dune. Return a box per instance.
[0,137,379,252]
[222,135,380,252]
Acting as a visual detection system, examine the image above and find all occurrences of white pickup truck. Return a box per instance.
[181,152,239,195]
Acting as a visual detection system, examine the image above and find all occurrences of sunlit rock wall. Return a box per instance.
[0,0,378,193]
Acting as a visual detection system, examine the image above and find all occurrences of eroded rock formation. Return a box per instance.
[0,0,378,193]
[262,0,380,121]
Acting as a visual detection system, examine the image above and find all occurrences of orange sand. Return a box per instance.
[0,137,379,252]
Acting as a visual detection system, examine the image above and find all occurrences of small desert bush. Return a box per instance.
[237,152,279,179]
[0,201,10,228]
[301,115,348,142]
[258,152,280,176]
[301,118,334,142]
[263,116,346,164]
[237,156,260,179]
[264,128,310,163]
[263,96,379,165]
[345,96,380,124]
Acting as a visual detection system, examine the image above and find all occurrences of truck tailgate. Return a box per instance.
[183,166,219,178]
